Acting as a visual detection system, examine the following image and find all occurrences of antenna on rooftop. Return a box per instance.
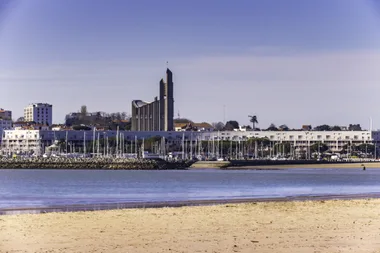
[177,111,180,119]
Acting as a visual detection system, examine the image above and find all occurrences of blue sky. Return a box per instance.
[1,0,380,129]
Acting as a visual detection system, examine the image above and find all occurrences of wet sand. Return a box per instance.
[1,199,380,253]
[227,162,380,170]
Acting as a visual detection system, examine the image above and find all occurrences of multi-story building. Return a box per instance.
[202,130,373,154]
[0,109,12,120]
[0,119,12,130]
[24,103,53,126]
[1,129,377,158]
[0,109,12,146]
[131,68,174,131]
[0,119,12,147]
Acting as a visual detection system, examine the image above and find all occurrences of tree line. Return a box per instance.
[211,115,363,131]
[65,105,131,130]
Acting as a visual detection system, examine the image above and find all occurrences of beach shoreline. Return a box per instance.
[2,193,380,215]
[190,160,380,170]
[225,162,380,170]
[2,198,380,252]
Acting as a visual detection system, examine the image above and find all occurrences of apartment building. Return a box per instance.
[24,103,53,126]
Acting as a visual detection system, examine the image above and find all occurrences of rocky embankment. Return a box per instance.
[0,157,192,170]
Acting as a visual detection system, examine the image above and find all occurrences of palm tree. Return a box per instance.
[248,115,258,130]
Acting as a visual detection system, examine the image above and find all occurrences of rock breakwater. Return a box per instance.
[0,157,192,170]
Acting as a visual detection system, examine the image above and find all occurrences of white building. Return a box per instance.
[0,129,377,157]
[24,103,53,126]
[1,129,42,156]
[202,130,373,154]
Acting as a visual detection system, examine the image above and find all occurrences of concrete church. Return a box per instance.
[131,69,174,131]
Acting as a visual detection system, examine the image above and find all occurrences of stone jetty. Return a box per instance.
[0,157,192,170]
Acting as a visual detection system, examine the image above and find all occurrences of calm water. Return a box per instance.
[1,168,380,209]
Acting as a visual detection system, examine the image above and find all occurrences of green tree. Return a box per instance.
[125,121,131,131]
[224,120,239,131]
[16,117,25,122]
[80,105,87,119]
[314,125,331,131]
[273,143,291,155]
[212,122,225,131]
[348,124,362,131]
[357,143,374,154]
[310,142,329,153]
[248,115,258,130]
[266,123,278,131]
[331,125,342,131]
[279,124,289,131]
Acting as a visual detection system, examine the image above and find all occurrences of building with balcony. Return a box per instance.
[1,129,377,158]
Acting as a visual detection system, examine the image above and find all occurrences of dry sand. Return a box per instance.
[1,199,380,253]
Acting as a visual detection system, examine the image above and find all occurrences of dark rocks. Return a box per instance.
[0,157,191,170]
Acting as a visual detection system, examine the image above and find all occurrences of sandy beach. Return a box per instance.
[1,199,380,253]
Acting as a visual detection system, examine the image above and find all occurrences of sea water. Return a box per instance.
[1,168,380,209]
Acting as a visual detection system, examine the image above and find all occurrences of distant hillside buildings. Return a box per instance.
[131,68,174,131]
[64,111,130,130]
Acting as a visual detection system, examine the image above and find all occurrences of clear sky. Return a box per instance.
[1,0,380,129]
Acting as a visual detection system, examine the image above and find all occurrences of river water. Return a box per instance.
[1,168,380,209]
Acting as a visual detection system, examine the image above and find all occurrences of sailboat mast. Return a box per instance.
[182,133,185,160]
[116,126,119,157]
[97,132,100,157]
[66,131,68,155]
[92,128,95,157]
[83,131,86,156]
